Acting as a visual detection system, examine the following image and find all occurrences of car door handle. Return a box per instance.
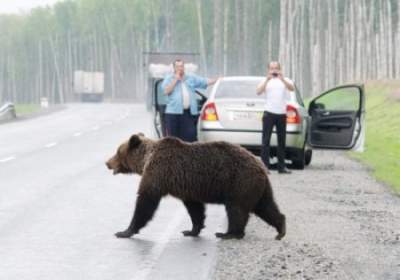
[321,111,330,116]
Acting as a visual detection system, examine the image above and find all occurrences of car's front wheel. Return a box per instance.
[305,149,312,165]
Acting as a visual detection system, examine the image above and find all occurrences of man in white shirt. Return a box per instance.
[256,61,294,174]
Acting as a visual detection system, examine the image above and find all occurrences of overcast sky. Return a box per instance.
[0,0,61,14]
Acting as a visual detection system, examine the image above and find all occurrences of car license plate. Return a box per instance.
[232,111,262,120]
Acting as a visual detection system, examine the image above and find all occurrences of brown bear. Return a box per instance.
[106,133,286,240]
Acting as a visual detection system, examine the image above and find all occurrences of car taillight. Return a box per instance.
[201,102,219,121]
[286,105,300,124]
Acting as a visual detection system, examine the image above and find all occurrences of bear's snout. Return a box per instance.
[105,159,114,170]
[106,158,120,175]
[105,161,111,169]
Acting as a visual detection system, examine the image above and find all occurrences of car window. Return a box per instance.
[215,80,264,99]
[313,87,360,111]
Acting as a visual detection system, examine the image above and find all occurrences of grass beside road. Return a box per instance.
[15,104,41,115]
[351,80,400,193]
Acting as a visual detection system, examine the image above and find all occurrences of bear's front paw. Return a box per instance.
[115,229,134,238]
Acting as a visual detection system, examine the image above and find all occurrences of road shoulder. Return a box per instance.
[0,104,66,124]
[212,150,400,280]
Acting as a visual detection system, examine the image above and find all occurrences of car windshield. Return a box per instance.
[215,80,264,99]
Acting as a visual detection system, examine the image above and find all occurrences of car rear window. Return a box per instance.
[215,80,264,99]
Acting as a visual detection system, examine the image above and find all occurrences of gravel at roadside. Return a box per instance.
[212,150,400,280]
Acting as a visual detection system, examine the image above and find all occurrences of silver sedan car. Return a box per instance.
[197,76,365,169]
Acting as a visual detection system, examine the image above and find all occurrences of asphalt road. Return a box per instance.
[0,103,225,280]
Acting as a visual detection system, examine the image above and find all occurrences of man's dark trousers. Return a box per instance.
[165,109,198,142]
[261,111,287,170]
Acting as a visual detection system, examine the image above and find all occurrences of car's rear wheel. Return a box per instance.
[292,148,305,169]
[305,149,312,165]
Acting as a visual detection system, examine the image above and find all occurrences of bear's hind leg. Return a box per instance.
[182,201,206,237]
[115,193,161,238]
[216,204,249,240]
[253,194,286,240]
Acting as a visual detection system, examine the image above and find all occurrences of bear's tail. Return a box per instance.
[253,186,286,240]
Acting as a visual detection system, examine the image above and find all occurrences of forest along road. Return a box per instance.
[213,150,400,280]
[0,103,225,280]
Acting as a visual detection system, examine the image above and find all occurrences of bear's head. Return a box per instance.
[106,133,152,176]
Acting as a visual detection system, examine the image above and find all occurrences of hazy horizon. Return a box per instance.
[0,0,61,14]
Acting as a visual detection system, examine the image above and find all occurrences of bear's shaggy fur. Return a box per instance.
[106,133,286,240]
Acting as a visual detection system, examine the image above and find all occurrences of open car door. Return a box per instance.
[153,79,167,138]
[308,84,365,150]
[153,79,208,138]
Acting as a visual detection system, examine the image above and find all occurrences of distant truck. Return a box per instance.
[73,71,104,102]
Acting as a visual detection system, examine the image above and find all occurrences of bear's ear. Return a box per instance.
[128,134,141,150]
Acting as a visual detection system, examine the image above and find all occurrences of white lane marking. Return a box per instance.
[44,142,57,148]
[91,125,100,131]
[134,209,185,280]
[73,132,82,137]
[0,156,16,163]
